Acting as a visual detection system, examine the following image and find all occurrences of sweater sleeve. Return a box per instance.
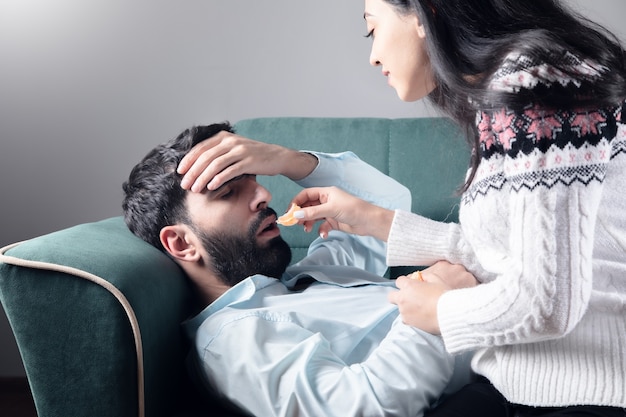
[436,104,620,353]
[439,183,602,353]
[386,210,495,281]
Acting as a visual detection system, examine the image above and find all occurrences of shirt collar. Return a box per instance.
[182,274,277,338]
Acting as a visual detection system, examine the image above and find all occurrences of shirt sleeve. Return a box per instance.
[294,151,412,276]
[198,314,455,417]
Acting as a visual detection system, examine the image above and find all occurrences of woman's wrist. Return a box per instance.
[368,205,395,242]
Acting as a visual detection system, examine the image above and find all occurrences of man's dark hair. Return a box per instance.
[122,122,234,249]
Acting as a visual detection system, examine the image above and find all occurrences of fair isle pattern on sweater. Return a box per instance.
[465,103,624,203]
[463,49,625,204]
[489,51,607,93]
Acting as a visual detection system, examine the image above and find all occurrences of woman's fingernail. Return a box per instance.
[293,210,305,219]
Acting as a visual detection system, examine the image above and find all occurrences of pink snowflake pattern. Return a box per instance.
[571,111,605,137]
[525,107,562,141]
[492,109,517,150]
[478,111,496,150]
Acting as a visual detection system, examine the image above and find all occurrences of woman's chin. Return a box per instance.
[396,86,434,103]
[397,91,423,103]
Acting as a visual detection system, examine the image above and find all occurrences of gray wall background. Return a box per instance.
[1,0,625,377]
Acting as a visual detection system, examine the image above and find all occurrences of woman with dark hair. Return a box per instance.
[377,0,626,189]
[178,0,626,415]
[291,1,626,415]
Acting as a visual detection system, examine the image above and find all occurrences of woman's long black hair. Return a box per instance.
[383,0,626,188]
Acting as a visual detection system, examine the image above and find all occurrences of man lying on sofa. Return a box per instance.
[122,122,475,417]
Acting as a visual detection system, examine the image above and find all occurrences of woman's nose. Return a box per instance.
[369,49,380,67]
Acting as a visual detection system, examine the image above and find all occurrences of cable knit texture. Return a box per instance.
[386,52,626,408]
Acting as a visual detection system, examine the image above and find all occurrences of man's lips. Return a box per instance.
[257,215,280,238]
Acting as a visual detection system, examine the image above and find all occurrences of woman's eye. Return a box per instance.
[364,29,374,39]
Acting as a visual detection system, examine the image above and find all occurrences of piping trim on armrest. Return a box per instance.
[0,242,145,417]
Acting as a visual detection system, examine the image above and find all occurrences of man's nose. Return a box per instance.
[252,183,272,210]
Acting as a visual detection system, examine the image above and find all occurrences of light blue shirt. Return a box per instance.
[183,152,472,417]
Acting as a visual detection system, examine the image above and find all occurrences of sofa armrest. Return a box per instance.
[0,217,192,417]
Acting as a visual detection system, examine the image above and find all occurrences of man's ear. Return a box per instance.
[160,225,202,263]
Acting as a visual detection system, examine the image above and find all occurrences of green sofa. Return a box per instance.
[0,117,470,417]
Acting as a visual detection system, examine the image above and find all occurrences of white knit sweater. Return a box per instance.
[386,53,626,408]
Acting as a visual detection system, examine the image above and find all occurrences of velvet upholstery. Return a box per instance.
[0,117,469,417]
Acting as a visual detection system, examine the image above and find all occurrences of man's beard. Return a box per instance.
[194,208,292,287]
